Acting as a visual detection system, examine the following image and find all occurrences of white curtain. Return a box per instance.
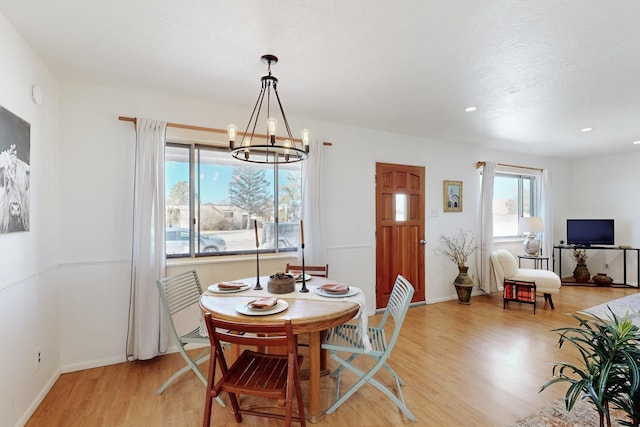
[540,169,552,258]
[126,118,168,361]
[476,162,496,293]
[299,140,325,265]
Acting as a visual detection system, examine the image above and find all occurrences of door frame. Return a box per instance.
[374,161,426,308]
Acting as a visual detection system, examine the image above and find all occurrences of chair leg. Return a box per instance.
[227,392,242,423]
[544,293,555,309]
[156,347,208,394]
[293,373,306,427]
[158,346,225,407]
[284,371,306,427]
[202,392,213,427]
[329,351,360,379]
[327,353,416,421]
[382,363,406,386]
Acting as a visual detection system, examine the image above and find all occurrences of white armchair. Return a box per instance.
[491,249,561,309]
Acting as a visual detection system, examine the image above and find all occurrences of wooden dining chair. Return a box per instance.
[202,315,306,427]
[285,263,329,278]
[321,274,416,421]
[155,270,223,407]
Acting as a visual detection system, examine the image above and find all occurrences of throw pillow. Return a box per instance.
[497,249,519,278]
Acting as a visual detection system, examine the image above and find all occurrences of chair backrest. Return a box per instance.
[285,263,329,277]
[491,249,520,284]
[378,275,414,343]
[204,315,297,359]
[156,269,203,317]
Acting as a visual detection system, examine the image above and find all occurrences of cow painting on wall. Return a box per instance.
[0,106,30,233]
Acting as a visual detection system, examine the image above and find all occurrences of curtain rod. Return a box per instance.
[118,116,333,146]
[476,161,542,172]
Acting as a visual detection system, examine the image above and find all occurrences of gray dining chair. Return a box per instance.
[155,270,224,406]
[321,274,416,421]
[285,263,329,278]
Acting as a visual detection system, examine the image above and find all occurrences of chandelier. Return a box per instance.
[228,54,309,164]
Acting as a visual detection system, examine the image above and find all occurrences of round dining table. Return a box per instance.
[199,276,361,422]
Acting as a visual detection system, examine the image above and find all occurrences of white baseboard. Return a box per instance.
[15,368,61,427]
[428,290,484,305]
[61,355,127,374]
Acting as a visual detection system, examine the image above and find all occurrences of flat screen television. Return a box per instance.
[566,219,615,246]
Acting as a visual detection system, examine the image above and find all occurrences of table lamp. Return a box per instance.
[520,216,544,256]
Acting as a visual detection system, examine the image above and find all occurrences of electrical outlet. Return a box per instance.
[35,346,41,370]
[605,263,609,269]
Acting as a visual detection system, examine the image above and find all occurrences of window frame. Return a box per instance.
[164,138,302,259]
[492,170,539,240]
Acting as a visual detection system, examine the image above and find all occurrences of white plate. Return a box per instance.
[289,272,312,282]
[208,282,251,293]
[235,300,289,316]
[314,287,360,298]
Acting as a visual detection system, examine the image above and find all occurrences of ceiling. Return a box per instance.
[2,0,640,159]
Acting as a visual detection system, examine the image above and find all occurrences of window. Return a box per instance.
[165,141,302,257]
[394,194,407,221]
[493,172,537,238]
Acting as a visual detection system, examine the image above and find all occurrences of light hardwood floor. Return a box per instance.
[26,285,639,426]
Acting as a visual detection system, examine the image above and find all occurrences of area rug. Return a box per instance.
[510,398,628,427]
[578,293,640,326]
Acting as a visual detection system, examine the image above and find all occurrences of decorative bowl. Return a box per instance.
[592,273,613,287]
[267,272,295,294]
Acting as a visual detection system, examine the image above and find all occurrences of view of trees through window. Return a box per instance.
[165,143,302,257]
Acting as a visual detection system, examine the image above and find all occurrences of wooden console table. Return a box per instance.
[553,245,640,288]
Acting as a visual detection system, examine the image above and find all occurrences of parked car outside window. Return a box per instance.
[166,228,227,255]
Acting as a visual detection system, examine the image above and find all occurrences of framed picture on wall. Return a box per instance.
[0,106,31,233]
[443,180,462,212]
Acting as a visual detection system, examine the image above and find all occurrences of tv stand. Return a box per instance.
[553,245,639,288]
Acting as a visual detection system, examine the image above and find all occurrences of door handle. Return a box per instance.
[419,239,427,245]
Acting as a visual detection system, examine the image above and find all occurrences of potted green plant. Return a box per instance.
[540,309,640,427]
[437,230,476,304]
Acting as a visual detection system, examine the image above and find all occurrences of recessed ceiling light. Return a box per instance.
[581,127,593,132]
[464,106,477,112]
[633,140,640,145]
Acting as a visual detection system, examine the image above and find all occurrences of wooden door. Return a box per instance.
[375,163,425,308]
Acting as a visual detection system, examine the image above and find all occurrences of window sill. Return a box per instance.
[493,237,523,244]
[166,252,297,267]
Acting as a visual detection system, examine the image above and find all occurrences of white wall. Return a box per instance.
[556,152,640,285]
[0,11,61,427]
[567,152,640,245]
[0,8,582,427]
[55,80,572,359]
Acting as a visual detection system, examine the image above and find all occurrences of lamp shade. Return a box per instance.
[519,217,544,234]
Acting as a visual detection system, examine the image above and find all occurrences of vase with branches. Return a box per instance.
[573,248,588,264]
[572,248,591,282]
[437,229,476,269]
[437,230,476,304]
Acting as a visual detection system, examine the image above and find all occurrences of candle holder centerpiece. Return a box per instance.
[299,219,309,292]
[253,219,262,290]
